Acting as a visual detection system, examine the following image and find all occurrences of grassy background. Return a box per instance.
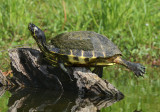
[0,0,160,111]
[0,0,160,70]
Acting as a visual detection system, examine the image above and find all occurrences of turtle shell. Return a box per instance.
[49,31,122,58]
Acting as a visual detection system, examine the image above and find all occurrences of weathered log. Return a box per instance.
[0,70,8,86]
[0,87,6,97]
[3,48,124,98]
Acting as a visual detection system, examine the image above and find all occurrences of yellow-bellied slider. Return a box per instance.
[28,23,145,80]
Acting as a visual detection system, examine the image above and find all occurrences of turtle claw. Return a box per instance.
[133,63,145,77]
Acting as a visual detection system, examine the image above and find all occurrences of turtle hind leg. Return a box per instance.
[113,56,145,77]
[92,67,103,78]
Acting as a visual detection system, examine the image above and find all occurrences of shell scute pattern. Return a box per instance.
[49,31,122,59]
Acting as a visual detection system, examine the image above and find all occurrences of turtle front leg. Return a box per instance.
[113,56,145,77]
[58,60,73,81]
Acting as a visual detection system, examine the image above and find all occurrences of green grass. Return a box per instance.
[0,0,160,71]
[0,0,160,111]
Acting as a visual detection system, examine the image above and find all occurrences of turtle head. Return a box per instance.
[28,23,46,44]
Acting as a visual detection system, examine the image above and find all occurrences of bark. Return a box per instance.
[0,70,8,86]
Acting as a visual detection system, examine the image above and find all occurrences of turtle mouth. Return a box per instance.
[28,23,35,34]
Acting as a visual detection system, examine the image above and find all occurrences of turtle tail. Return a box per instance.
[114,57,145,77]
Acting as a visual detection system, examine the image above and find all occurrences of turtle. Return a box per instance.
[28,23,145,80]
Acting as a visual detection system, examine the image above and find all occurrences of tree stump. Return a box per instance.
[0,48,123,99]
